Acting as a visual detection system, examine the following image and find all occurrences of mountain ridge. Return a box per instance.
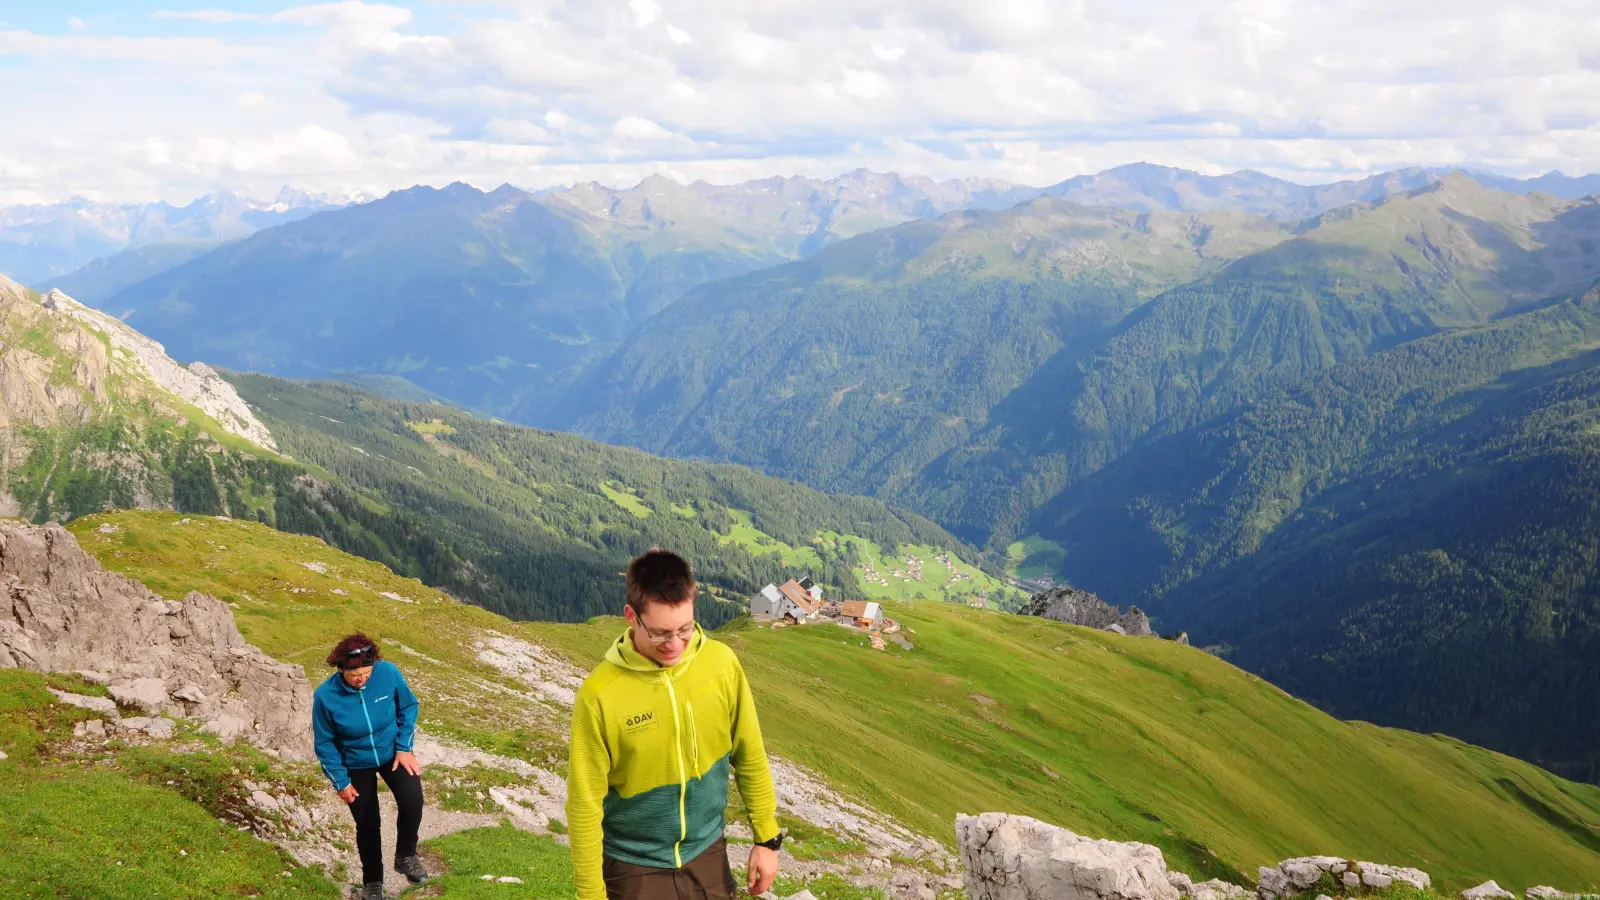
[3,186,361,284]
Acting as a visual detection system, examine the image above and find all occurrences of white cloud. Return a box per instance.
[612,116,673,141]
[485,118,558,145]
[3,0,1600,204]
[629,0,661,29]
[870,42,905,63]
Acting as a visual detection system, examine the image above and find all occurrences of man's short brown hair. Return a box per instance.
[626,548,695,614]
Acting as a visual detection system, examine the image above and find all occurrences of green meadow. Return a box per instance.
[59,511,1600,896]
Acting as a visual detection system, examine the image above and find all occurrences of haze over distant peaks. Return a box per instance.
[0,186,368,284]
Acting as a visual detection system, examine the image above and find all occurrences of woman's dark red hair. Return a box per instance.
[326,633,381,669]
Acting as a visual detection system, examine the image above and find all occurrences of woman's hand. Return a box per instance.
[337,784,359,804]
[393,750,422,776]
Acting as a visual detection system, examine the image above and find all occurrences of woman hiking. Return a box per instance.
[312,634,428,900]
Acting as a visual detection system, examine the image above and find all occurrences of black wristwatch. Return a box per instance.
[756,831,784,852]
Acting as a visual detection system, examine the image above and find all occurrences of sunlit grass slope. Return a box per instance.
[721,605,1600,892]
[0,669,340,899]
[70,510,582,762]
[70,511,1600,896]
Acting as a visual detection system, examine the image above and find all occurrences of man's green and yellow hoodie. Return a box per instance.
[567,625,780,900]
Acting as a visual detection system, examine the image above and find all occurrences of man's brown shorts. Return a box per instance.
[603,838,740,900]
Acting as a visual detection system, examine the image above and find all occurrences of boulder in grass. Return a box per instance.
[1462,882,1515,900]
[956,812,1180,900]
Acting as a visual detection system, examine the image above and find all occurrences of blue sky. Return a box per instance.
[2,1,1598,204]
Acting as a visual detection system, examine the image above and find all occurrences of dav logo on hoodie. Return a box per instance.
[622,710,656,732]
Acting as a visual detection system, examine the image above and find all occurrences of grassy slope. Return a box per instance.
[818,531,1022,605]
[0,669,339,899]
[70,511,1600,895]
[721,605,1600,891]
[70,511,578,761]
[1004,535,1067,581]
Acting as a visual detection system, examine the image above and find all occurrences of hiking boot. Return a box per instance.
[394,854,429,883]
[357,883,387,900]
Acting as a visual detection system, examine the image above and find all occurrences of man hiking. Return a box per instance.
[567,549,783,900]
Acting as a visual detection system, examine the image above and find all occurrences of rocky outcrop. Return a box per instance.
[953,813,1478,900]
[1462,882,1515,900]
[1257,857,1430,899]
[1526,888,1589,900]
[0,275,274,451]
[0,520,311,759]
[956,812,1182,900]
[1021,587,1154,637]
[46,287,277,451]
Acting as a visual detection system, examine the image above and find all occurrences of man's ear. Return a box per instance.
[623,604,637,627]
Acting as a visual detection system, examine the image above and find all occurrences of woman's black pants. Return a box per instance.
[345,763,424,885]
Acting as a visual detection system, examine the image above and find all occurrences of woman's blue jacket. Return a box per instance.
[311,660,418,790]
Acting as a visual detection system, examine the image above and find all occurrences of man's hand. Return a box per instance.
[392,750,422,776]
[747,845,779,896]
[337,784,359,804]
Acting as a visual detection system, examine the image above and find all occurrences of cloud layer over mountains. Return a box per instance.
[2,0,1599,203]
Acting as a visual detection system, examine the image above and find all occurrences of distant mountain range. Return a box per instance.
[5,160,1600,782]
[0,186,364,286]
[38,163,1597,421]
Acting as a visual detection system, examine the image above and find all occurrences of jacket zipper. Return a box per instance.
[687,700,699,772]
[663,672,687,868]
[358,685,379,766]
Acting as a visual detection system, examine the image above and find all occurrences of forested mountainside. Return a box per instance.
[1040,283,1600,782]
[912,174,1600,543]
[226,374,1002,623]
[555,198,1291,498]
[79,172,1050,422]
[1,274,996,625]
[549,175,1600,782]
[559,175,1600,541]
[100,183,628,418]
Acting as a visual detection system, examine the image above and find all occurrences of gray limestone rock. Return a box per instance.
[118,716,175,739]
[1021,587,1155,637]
[0,521,312,760]
[1259,858,1430,900]
[1192,881,1253,900]
[48,688,119,716]
[956,812,1179,900]
[1462,883,1516,900]
[109,677,170,714]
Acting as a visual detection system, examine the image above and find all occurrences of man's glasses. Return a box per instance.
[639,622,696,645]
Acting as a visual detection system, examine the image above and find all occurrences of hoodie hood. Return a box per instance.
[605,624,706,676]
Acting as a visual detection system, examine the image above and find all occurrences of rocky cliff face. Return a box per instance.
[1,273,280,521]
[0,520,311,759]
[1021,586,1154,636]
[0,274,274,449]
